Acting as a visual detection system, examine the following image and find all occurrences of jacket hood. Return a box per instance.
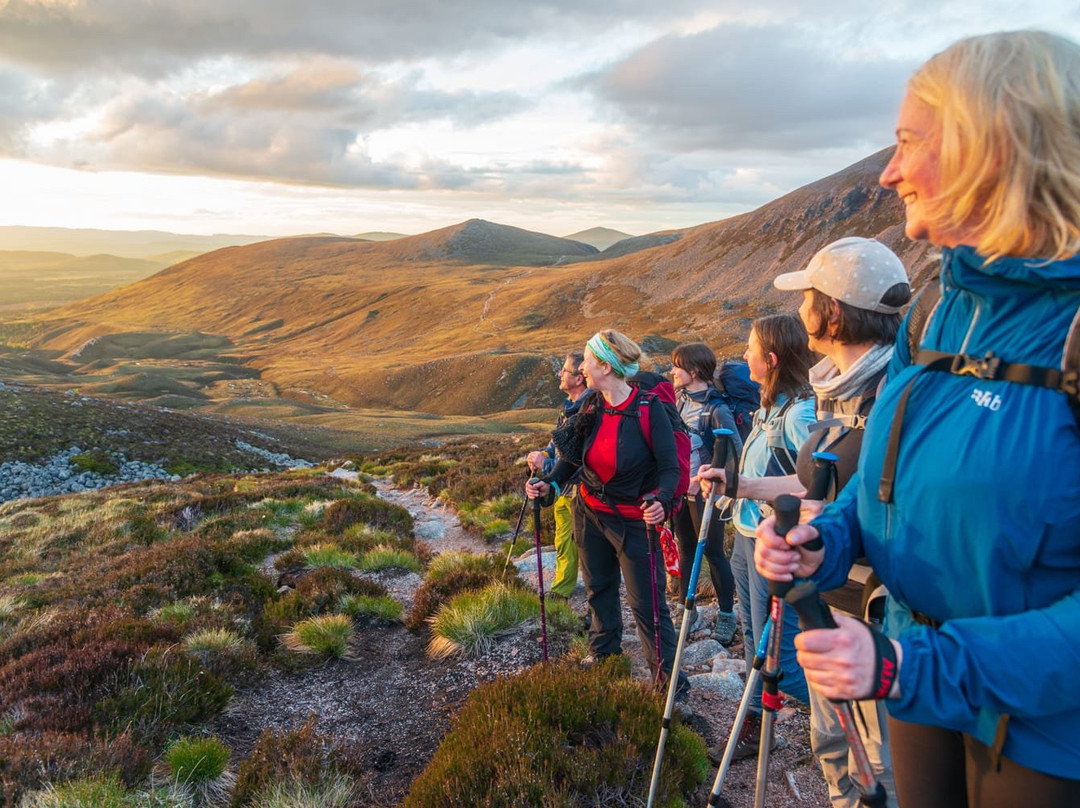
[949,244,1080,290]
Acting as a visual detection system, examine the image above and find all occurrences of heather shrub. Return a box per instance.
[319,496,413,535]
[229,716,366,807]
[0,729,150,807]
[403,658,708,807]
[93,647,234,744]
[262,568,387,628]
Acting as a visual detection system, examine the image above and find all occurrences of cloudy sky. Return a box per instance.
[0,1,1078,238]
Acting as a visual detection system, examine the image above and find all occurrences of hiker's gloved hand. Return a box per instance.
[795,615,902,702]
[641,498,666,525]
[754,514,823,581]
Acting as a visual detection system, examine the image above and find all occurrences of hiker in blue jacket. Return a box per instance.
[754,31,1080,807]
[700,314,816,759]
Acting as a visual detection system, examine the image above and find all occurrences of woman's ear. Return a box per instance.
[767,351,778,367]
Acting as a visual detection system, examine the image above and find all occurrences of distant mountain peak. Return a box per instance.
[563,226,635,251]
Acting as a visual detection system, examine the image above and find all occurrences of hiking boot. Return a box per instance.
[708,711,775,764]
[580,652,619,669]
[672,682,693,721]
[712,610,737,646]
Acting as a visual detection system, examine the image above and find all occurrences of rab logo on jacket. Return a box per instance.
[971,388,1003,411]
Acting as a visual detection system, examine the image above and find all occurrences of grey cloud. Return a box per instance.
[583,23,916,152]
[0,0,707,74]
[201,63,527,128]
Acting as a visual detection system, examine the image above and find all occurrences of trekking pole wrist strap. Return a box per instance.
[864,625,898,700]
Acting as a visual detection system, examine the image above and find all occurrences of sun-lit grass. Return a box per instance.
[249,774,357,808]
[427,583,538,659]
[301,543,358,569]
[183,627,246,655]
[337,593,403,622]
[357,545,420,573]
[0,592,23,619]
[281,614,354,659]
[164,735,235,806]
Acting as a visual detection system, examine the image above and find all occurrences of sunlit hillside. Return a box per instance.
[10,149,934,417]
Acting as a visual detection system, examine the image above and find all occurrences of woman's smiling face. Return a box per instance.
[879,91,953,246]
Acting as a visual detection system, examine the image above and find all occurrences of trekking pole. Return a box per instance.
[643,492,664,687]
[708,459,833,806]
[753,494,801,808]
[528,477,549,662]
[707,616,773,805]
[647,428,736,808]
[502,494,530,572]
[786,582,889,807]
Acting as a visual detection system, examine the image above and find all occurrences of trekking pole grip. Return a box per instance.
[528,477,543,515]
[798,453,835,553]
[784,581,837,631]
[642,492,659,549]
[769,494,801,598]
[807,451,839,501]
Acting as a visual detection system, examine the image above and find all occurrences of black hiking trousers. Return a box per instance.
[673,494,735,613]
[888,716,1080,808]
[574,500,689,693]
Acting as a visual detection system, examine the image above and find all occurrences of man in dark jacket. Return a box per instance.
[526,351,588,599]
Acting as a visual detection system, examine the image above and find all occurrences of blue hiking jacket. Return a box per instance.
[811,245,1080,778]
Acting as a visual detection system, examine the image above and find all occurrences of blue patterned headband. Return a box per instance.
[587,333,639,379]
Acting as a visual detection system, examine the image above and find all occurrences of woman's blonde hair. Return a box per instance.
[909,30,1080,260]
[595,330,641,374]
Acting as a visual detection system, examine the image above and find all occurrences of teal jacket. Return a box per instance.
[812,245,1080,778]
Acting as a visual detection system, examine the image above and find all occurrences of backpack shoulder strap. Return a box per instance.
[906,275,942,359]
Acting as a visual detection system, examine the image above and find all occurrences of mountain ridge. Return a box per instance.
[15,148,935,416]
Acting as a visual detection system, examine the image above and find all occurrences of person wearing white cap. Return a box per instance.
[773,235,910,808]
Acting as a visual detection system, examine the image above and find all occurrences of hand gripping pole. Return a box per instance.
[753,493,801,808]
[647,428,735,808]
[786,582,889,807]
[528,477,549,662]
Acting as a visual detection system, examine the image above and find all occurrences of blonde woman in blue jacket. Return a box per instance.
[755,31,1080,808]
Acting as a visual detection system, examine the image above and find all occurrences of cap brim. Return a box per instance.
[773,269,813,291]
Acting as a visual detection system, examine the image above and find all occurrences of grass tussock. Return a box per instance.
[403,657,707,807]
[405,551,521,632]
[280,614,354,659]
[356,545,420,573]
[427,582,576,659]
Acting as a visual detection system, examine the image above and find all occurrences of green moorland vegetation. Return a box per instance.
[0,432,708,807]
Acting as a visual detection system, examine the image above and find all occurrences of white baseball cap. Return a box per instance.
[773,237,909,313]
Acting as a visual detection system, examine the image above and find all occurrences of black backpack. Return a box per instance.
[714,360,761,443]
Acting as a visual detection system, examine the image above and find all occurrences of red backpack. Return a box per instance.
[626,372,692,515]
